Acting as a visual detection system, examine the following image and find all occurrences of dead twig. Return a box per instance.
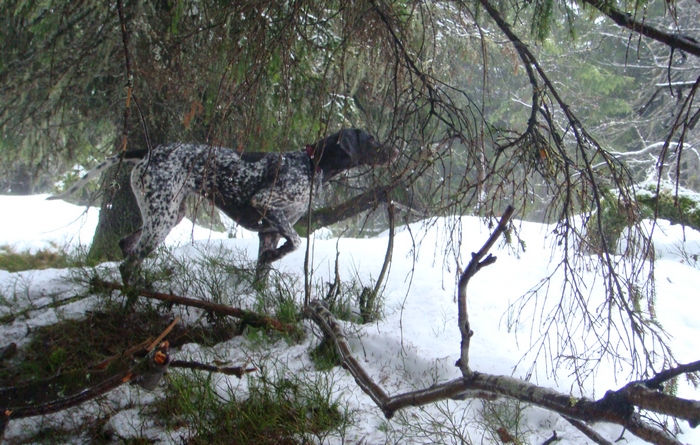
[457,205,514,375]
[563,416,613,445]
[1,322,175,423]
[169,359,256,377]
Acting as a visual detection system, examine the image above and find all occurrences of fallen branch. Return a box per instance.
[307,206,699,444]
[1,323,175,423]
[308,296,696,443]
[92,279,298,335]
[0,321,254,434]
[170,359,257,377]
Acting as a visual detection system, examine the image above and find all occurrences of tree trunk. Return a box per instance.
[87,165,141,262]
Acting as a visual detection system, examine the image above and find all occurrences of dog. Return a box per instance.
[51,129,397,283]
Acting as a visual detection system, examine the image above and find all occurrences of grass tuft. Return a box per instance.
[152,368,348,444]
[0,245,75,272]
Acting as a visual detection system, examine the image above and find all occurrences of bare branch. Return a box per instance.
[563,416,613,445]
[308,297,693,443]
[457,205,515,375]
[644,359,700,390]
[299,183,396,232]
[169,360,257,377]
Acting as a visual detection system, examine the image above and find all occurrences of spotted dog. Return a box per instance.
[51,129,397,283]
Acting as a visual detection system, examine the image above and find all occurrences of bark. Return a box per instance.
[88,166,141,262]
[457,205,513,375]
[308,299,694,444]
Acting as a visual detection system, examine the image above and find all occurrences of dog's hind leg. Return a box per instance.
[119,199,186,258]
[120,167,188,285]
[120,198,184,285]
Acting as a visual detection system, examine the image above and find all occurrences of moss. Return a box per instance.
[587,184,700,254]
[586,191,638,254]
[637,186,700,231]
[310,336,341,371]
[0,309,171,386]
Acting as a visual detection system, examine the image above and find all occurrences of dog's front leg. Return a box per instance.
[257,211,301,264]
[255,231,280,283]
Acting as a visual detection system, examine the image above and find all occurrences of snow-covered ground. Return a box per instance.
[0,195,698,444]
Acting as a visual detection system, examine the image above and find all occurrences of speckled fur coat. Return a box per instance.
[51,128,396,283]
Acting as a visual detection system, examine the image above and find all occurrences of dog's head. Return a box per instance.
[310,128,398,179]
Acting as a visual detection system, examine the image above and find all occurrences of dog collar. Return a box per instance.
[305,144,315,159]
[305,144,322,174]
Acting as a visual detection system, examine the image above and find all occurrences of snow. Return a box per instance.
[0,195,698,444]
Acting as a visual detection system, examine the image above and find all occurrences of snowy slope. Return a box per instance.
[0,195,698,444]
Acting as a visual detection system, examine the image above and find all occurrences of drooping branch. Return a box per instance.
[580,0,700,58]
[465,0,672,387]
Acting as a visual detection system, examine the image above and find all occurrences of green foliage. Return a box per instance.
[586,183,700,255]
[358,286,383,324]
[322,269,384,324]
[0,245,74,272]
[585,190,637,254]
[310,336,342,371]
[531,0,555,41]
[152,369,348,444]
[253,271,304,328]
[479,398,531,445]
[0,306,171,386]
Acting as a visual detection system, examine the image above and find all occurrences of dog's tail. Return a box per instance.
[48,150,146,201]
